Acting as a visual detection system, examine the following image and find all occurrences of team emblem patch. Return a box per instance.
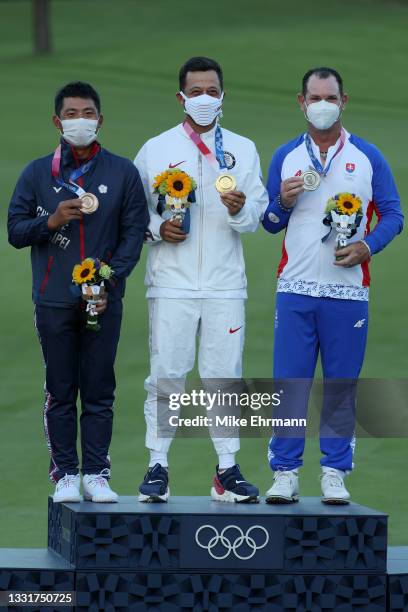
[223,151,236,170]
[268,212,280,224]
[346,163,355,173]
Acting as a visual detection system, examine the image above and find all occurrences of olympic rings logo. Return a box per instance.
[195,524,269,560]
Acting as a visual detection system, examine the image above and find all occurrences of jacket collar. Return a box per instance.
[59,137,101,170]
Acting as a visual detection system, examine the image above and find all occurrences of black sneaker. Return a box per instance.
[138,463,169,503]
[211,464,259,503]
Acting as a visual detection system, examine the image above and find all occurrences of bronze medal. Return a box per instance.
[80,193,99,214]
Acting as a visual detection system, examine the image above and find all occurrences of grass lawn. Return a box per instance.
[0,0,407,547]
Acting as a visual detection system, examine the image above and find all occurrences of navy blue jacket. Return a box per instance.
[8,140,149,307]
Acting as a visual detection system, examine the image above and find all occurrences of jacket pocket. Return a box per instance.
[40,256,54,294]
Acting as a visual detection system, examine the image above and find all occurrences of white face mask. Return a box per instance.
[305,99,341,130]
[180,91,224,126]
[60,118,99,147]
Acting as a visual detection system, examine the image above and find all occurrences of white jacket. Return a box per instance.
[134,123,268,298]
[263,130,403,301]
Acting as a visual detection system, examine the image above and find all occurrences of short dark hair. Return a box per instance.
[302,67,344,96]
[179,56,223,92]
[55,81,101,116]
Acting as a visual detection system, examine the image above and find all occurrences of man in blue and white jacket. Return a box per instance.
[8,81,149,503]
[262,67,403,504]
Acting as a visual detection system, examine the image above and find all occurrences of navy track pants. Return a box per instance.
[34,301,123,481]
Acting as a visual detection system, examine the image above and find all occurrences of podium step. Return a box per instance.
[48,495,387,573]
[74,571,387,611]
[0,548,74,611]
[388,546,408,612]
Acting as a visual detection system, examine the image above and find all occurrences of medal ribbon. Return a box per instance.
[183,121,226,170]
[305,129,346,176]
[51,144,97,197]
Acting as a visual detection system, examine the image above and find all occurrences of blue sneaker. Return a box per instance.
[138,463,169,503]
[211,464,259,503]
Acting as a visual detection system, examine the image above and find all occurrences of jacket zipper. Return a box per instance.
[74,154,86,261]
[79,218,85,261]
[197,154,204,290]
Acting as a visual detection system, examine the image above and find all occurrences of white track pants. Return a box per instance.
[144,298,245,455]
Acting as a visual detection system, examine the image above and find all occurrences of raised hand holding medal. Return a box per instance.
[280,129,346,208]
[183,120,245,216]
[218,186,246,216]
[303,129,346,188]
[301,167,321,191]
[79,192,99,214]
[51,143,99,218]
[280,176,305,208]
[215,174,237,194]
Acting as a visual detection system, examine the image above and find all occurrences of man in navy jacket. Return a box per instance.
[8,81,149,503]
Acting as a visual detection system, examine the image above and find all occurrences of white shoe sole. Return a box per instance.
[211,487,259,504]
[265,494,299,504]
[321,496,350,505]
[138,487,169,503]
[83,494,119,503]
[53,494,81,503]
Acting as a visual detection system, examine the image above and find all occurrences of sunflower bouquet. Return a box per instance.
[72,258,114,331]
[323,192,363,258]
[153,168,197,232]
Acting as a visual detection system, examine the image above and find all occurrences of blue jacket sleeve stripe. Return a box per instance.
[349,135,404,255]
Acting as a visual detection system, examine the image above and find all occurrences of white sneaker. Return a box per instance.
[265,469,299,504]
[82,471,118,503]
[321,467,350,505]
[53,474,81,503]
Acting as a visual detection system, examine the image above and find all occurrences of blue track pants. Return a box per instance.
[269,292,368,472]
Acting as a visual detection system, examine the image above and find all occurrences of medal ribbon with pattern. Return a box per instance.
[51,144,97,197]
[183,121,227,171]
[305,128,346,177]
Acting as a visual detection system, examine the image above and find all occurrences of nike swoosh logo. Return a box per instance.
[148,480,163,484]
[168,161,186,168]
[236,480,248,484]
[229,326,243,334]
[53,187,62,193]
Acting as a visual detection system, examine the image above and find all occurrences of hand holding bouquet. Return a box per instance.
[152,168,196,233]
[323,193,363,260]
[72,258,114,331]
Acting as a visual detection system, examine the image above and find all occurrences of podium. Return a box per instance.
[0,496,406,610]
[388,547,408,612]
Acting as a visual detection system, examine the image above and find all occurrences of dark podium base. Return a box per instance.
[47,496,388,573]
[73,571,387,611]
[0,549,74,611]
[0,497,404,611]
[388,546,408,612]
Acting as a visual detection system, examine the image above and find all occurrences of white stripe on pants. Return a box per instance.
[144,298,245,455]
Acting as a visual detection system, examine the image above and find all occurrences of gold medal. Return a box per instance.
[80,193,99,214]
[302,169,321,191]
[215,174,237,194]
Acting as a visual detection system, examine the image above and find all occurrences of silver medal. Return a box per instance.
[302,169,321,191]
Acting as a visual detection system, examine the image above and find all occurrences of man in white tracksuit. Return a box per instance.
[134,56,268,503]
